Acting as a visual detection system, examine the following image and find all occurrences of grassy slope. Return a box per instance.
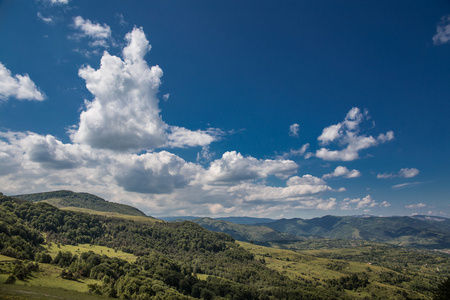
[60,207,161,224]
[0,243,137,299]
[0,284,108,300]
[46,242,138,262]
[239,241,433,299]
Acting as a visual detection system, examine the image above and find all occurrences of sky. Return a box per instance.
[0,0,449,219]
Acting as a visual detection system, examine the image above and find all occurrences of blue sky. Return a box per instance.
[0,0,449,219]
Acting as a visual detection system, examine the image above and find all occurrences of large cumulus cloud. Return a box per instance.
[70,27,220,152]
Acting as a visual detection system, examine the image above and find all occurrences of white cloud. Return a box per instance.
[0,130,200,196]
[37,13,53,24]
[399,168,419,178]
[377,167,419,179]
[201,151,298,184]
[167,127,223,148]
[70,27,220,152]
[341,195,389,210]
[48,0,69,4]
[289,123,300,137]
[316,108,394,161]
[0,63,45,101]
[377,131,395,143]
[0,129,395,217]
[433,15,450,45]
[196,146,215,164]
[286,174,326,186]
[222,180,332,203]
[323,166,361,179]
[73,16,111,47]
[392,182,420,190]
[276,143,310,159]
[405,203,426,209]
[113,151,200,194]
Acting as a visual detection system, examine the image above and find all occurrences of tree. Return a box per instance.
[434,277,450,300]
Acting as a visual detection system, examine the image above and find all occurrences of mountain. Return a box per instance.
[162,216,275,225]
[160,216,200,222]
[215,216,275,225]
[263,215,450,249]
[13,190,147,217]
[191,217,302,244]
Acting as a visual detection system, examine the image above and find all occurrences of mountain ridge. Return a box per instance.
[13,190,147,217]
[171,214,450,249]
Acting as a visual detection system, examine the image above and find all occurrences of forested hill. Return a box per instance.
[13,190,146,217]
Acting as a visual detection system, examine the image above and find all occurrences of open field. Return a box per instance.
[0,283,108,300]
[0,261,103,299]
[46,242,137,263]
[239,241,440,299]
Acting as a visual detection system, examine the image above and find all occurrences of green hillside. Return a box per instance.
[13,190,147,217]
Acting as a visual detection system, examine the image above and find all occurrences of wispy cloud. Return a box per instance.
[405,203,426,209]
[392,182,420,190]
[47,0,69,5]
[433,15,450,45]
[37,12,53,24]
[276,143,309,159]
[289,123,300,137]
[378,168,419,179]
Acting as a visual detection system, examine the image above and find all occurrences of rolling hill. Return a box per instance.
[13,190,147,217]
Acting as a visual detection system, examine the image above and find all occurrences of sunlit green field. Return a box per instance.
[0,243,136,299]
[60,206,162,224]
[46,242,137,262]
[239,241,432,299]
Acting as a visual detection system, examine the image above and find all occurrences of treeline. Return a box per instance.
[0,194,347,299]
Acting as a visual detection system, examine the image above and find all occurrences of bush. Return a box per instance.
[5,274,16,284]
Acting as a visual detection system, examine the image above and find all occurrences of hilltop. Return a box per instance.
[13,190,147,217]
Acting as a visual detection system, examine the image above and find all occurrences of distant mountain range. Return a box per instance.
[172,215,450,249]
[161,216,275,225]
[13,190,147,217]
